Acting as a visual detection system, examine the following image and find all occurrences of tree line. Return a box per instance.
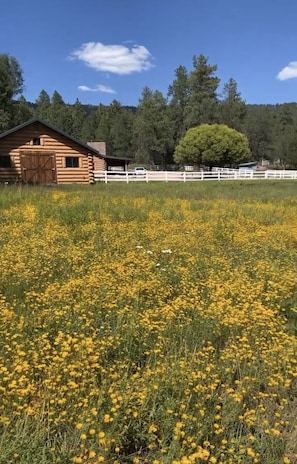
[1,53,297,168]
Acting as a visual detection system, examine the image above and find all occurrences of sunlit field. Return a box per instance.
[0,181,296,464]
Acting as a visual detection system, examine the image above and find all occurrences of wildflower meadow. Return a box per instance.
[0,181,296,464]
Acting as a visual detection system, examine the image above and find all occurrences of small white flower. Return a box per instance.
[147,250,153,254]
[135,245,143,249]
[155,263,160,267]
[162,249,172,254]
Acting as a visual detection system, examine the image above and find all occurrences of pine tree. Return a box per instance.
[70,99,87,139]
[185,54,220,128]
[219,78,246,131]
[168,65,189,142]
[134,87,174,167]
[35,90,51,121]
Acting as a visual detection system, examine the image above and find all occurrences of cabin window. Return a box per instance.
[0,155,12,168]
[32,137,41,145]
[65,157,79,168]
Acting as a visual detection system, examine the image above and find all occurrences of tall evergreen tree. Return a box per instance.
[94,104,114,154]
[134,87,174,167]
[81,111,100,142]
[274,104,296,166]
[70,98,87,139]
[168,65,189,142]
[185,54,220,128]
[109,102,135,157]
[284,127,297,167]
[48,91,72,132]
[219,78,246,131]
[35,90,51,121]
[244,106,274,161]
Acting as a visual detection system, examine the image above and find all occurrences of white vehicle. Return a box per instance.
[134,166,147,175]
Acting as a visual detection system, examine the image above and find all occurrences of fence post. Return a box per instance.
[201,170,204,181]
[183,171,186,182]
[126,171,129,184]
[146,171,149,183]
[218,170,221,181]
[104,171,107,184]
[165,171,168,182]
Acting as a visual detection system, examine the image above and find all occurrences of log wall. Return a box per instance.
[0,121,105,184]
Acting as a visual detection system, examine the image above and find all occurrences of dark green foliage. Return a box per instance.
[94,103,116,154]
[184,54,220,128]
[168,65,190,142]
[0,54,24,130]
[70,99,87,140]
[12,96,34,126]
[0,54,23,104]
[273,104,297,167]
[244,106,275,161]
[109,102,135,157]
[134,87,174,167]
[35,90,51,121]
[80,111,100,142]
[48,91,73,133]
[219,78,246,131]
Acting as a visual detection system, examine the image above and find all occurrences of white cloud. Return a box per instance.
[78,84,116,94]
[277,61,297,80]
[71,42,154,75]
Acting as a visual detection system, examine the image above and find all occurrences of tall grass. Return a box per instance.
[0,181,296,464]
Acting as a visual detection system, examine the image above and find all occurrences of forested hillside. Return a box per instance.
[1,53,297,168]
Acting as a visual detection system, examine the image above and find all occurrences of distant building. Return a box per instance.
[238,161,258,171]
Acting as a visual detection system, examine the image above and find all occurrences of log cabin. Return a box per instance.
[0,118,131,184]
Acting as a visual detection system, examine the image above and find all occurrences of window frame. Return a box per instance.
[32,137,41,146]
[0,155,13,168]
[65,156,80,168]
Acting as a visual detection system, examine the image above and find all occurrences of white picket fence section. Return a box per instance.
[94,169,297,183]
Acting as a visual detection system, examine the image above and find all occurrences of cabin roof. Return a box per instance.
[0,118,132,162]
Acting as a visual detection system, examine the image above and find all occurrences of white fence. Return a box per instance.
[94,169,297,183]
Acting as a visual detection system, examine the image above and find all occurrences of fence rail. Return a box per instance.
[94,169,297,183]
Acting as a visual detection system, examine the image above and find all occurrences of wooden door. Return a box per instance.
[21,152,56,184]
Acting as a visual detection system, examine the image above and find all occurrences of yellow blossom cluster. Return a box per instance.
[0,182,296,464]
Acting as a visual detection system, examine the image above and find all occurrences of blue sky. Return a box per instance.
[1,0,297,106]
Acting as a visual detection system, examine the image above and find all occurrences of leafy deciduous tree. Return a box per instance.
[0,54,24,130]
[12,95,34,126]
[174,123,251,168]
